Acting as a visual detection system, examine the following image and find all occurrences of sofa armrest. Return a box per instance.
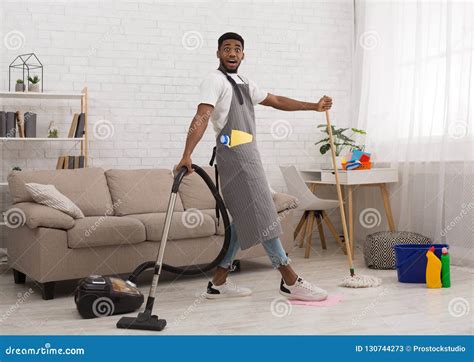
[273,192,299,213]
[8,202,75,230]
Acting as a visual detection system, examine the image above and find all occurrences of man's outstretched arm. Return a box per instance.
[176,103,214,174]
[260,94,332,112]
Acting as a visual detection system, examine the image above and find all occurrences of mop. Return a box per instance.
[323,110,381,288]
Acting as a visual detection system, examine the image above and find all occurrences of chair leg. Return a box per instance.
[315,212,327,250]
[304,211,316,258]
[294,211,308,240]
[321,210,347,255]
[297,212,309,248]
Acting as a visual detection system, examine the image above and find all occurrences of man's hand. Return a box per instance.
[315,95,333,112]
[176,156,193,175]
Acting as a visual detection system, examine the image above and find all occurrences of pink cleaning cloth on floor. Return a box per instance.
[288,294,344,307]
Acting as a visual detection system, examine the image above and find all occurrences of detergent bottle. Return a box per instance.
[426,246,442,288]
[441,247,451,288]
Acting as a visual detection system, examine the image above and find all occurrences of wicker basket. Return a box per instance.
[364,231,432,269]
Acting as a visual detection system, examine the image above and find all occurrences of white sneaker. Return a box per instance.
[279,277,328,301]
[205,279,252,299]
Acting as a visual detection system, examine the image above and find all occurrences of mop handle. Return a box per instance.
[324,110,354,274]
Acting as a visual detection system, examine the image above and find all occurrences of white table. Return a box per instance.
[299,168,399,255]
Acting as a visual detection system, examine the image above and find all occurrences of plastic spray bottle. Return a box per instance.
[441,247,451,288]
[426,246,442,288]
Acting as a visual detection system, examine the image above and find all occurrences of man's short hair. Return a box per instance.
[218,32,244,49]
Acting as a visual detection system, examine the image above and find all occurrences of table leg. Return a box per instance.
[315,211,327,250]
[380,183,396,231]
[304,211,315,258]
[347,185,354,257]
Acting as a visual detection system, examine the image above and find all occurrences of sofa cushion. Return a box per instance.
[128,211,216,241]
[67,216,146,249]
[9,202,75,230]
[177,166,216,210]
[8,168,114,217]
[273,192,299,212]
[105,169,184,216]
[25,183,85,219]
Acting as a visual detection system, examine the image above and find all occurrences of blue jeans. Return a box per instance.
[218,224,291,270]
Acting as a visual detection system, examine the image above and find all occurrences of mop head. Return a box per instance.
[339,274,382,288]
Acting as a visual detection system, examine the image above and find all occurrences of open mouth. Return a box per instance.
[227,60,238,66]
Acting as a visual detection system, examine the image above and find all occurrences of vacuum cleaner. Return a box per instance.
[74,164,231,331]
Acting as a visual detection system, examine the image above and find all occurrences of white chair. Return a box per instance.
[280,165,346,258]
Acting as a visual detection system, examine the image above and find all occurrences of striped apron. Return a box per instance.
[212,69,282,250]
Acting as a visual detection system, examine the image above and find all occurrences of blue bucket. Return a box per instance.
[394,244,449,283]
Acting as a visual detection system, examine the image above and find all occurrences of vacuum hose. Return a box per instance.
[127,164,231,281]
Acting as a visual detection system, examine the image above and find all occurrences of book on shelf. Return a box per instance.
[56,156,65,169]
[5,112,16,137]
[56,155,85,169]
[15,111,25,138]
[0,111,6,137]
[68,113,79,138]
[74,113,85,138]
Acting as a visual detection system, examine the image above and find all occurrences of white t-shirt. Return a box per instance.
[199,70,268,135]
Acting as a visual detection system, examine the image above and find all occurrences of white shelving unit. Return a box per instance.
[1,87,89,225]
[0,86,88,167]
[0,137,85,141]
[0,91,84,100]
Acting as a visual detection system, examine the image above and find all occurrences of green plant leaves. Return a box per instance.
[316,123,366,156]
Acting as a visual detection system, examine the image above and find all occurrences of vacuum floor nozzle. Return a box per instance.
[116,312,166,331]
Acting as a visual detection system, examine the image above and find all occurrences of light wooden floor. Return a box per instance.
[0,243,472,335]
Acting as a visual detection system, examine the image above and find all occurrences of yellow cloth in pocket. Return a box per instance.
[229,129,253,148]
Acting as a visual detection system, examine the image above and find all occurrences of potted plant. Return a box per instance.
[47,121,59,138]
[28,75,40,92]
[15,79,25,92]
[315,125,366,168]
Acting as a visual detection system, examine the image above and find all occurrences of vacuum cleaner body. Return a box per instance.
[75,275,144,319]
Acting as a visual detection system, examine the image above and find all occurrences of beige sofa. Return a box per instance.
[6,167,298,299]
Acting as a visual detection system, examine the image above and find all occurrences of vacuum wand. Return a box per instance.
[116,164,232,331]
[116,167,188,331]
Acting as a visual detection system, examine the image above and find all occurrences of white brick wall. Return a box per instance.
[0,0,354,245]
